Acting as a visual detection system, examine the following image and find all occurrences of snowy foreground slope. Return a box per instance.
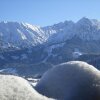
[35,61,100,100]
[0,75,53,100]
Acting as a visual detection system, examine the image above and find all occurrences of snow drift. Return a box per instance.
[0,75,53,100]
[35,61,100,100]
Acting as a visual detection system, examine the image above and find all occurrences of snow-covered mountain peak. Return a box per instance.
[43,18,100,43]
[77,17,100,29]
[0,22,48,48]
[43,20,74,31]
[1,18,100,49]
[77,17,91,23]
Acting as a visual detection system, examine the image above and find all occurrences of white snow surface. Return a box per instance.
[0,75,54,100]
[36,61,100,100]
[27,78,40,87]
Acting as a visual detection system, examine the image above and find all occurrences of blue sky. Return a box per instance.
[0,0,100,26]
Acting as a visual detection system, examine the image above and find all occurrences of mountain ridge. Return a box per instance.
[1,17,100,49]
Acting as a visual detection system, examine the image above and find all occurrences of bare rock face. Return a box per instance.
[0,75,53,100]
[35,61,100,100]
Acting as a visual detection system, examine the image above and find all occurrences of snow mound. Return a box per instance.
[35,61,100,100]
[0,75,53,100]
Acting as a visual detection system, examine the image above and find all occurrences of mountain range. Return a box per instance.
[0,17,100,77]
[1,17,100,48]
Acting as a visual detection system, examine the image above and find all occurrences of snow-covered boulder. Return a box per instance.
[35,61,100,100]
[0,75,53,100]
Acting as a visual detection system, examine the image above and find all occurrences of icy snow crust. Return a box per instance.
[0,75,53,100]
[36,61,100,100]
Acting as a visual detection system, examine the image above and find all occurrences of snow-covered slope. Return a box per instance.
[0,75,53,100]
[42,20,75,44]
[36,61,100,100]
[42,17,100,44]
[75,17,100,40]
[0,21,47,48]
